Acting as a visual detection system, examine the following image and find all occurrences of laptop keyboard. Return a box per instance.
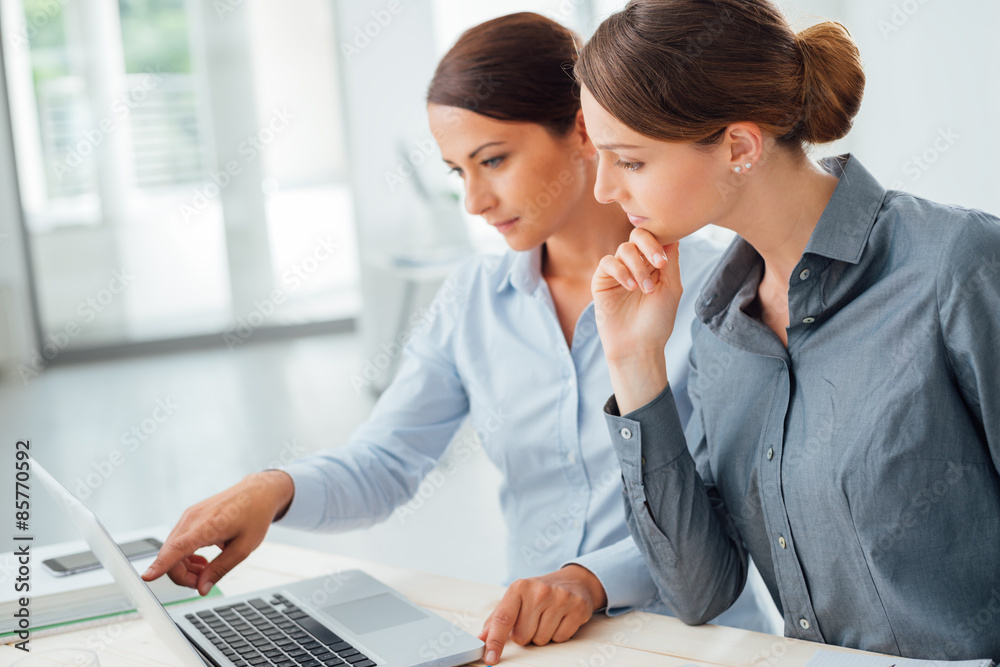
[185,594,377,667]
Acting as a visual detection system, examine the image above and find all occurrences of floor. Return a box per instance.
[0,331,506,586]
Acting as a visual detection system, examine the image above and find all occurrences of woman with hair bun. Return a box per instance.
[142,11,770,666]
[578,0,1000,661]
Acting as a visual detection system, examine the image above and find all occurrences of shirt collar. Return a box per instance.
[497,245,544,294]
[697,154,886,324]
[803,154,887,264]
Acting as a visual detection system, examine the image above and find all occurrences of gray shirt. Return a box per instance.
[604,154,1000,661]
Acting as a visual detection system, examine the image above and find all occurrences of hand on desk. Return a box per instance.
[141,470,295,595]
[478,564,607,665]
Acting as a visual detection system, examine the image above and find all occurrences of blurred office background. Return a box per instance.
[0,0,997,596]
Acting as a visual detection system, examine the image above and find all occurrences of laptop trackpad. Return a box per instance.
[321,593,428,635]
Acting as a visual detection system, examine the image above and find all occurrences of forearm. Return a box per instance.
[606,351,669,416]
[606,386,747,625]
[254,469,295,522]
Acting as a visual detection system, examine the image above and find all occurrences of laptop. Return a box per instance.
[32,458,484,667]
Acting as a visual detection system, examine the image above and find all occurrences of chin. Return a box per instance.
[645,221,693,246]
[505,236,543,253]
[501,226,548,253]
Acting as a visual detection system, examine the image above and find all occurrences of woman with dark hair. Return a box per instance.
[142,12,769,664]
[578,0,1000,661]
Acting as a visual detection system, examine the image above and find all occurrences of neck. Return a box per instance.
[721,150,840,290]
[542,194,633,284]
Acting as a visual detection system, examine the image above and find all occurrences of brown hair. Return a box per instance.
[428,12,582,136]
[576,0,865,147]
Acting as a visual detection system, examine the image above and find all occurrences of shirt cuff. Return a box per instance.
[268,460,327,531]
[563,539,658,616]
[603,384,688,476]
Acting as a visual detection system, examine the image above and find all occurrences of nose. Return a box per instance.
[593,156,622,205]
[463,173,498,216]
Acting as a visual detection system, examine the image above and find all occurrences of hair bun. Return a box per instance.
[795,21,865,144]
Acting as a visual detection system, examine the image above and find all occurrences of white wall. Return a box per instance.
[840,0,1000,215]
[782,0,999,215]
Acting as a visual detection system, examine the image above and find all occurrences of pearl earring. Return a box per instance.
[745,162,753,170]
[734,166,742,173]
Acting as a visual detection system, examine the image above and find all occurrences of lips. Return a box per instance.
[625,211,649,226]
[489,217,519,234]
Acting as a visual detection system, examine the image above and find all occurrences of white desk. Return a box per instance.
[0,541,888,666]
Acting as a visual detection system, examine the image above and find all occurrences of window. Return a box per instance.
[1,0,360,350]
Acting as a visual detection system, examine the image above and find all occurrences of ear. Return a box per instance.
[571,108,598,160]
[724,122,764,172]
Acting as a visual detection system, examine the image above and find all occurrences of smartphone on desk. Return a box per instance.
[41,537,163,576]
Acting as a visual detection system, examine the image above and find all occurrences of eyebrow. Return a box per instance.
[442,141,508,166]
[594,143,643,151]
[469,141,506,159]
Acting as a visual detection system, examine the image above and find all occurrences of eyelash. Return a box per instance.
[615,159,642,172]
[447,155,507,177]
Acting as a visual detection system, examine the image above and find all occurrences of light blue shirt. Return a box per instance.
[275,234,770,632]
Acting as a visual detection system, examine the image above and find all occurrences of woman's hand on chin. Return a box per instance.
[592,228,681,413]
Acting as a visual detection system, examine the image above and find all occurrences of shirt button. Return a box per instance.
[767,447,774,461]
[778,536,787,549]
[799,269,811,281]
[620,427,632,440]
[802,317,816,324]
[799,618,811,630]
[567,453,576,464]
